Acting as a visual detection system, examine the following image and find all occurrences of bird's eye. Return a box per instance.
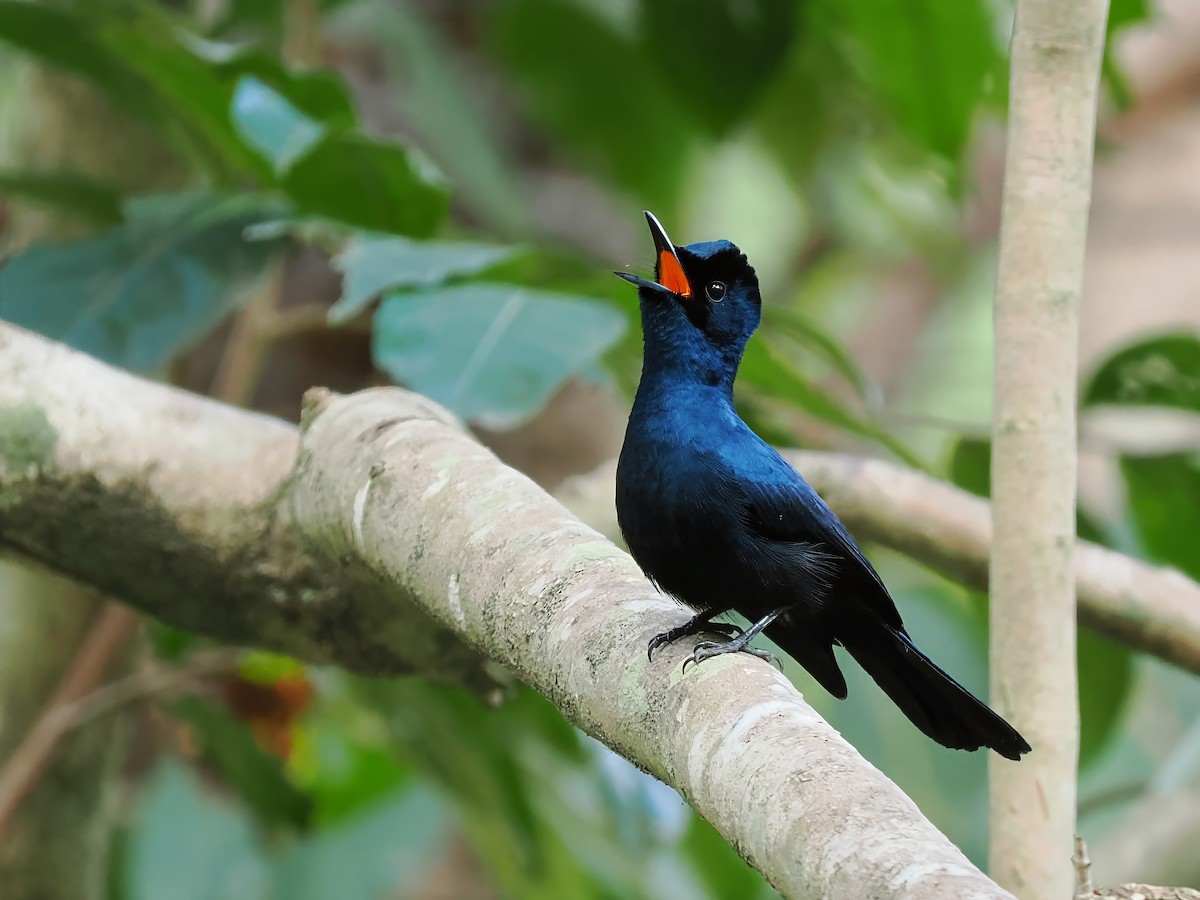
[705,281,726,303]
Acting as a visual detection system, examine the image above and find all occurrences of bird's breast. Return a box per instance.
[616,434,755,611]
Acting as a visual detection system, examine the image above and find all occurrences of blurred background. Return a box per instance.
[1,0,1199,897]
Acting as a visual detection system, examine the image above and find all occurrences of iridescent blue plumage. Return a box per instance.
[614,212,1029,759]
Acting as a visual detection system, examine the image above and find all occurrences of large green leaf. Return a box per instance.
[1121,453,1200,581]
[0,169,124,226]
[637,0,796,136]
[0,1,160,119]
[833,0,1002,163]
[97,16,273,181]
[1103,0,1151,109]
[124,760,442,900]
[486,0,697,209]
[328,2,529,235]
[739,336,923,466]
[170,697,313,832]
[186,38,356,127]
[231,76,325,171]
[1082,333,1200,413]
[372,283,626,428]
[125,762,269,900]
[0,192,280,373]
[269,786,444,900]
[281,132,449,236]
[229,70,453,237]
[329,236,517,323]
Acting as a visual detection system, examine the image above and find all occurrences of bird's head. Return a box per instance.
[615,211,761,383]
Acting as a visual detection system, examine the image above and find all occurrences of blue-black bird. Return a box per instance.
[614,212,1030,760]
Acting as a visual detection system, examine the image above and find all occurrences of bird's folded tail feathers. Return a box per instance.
[840,623,1031,761]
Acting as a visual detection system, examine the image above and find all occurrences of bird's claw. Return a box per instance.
[647,620,743,660]
[680,640,783,674]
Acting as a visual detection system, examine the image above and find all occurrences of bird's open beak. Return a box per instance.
[613,210,693,299]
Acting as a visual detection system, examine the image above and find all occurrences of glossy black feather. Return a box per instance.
[615,220,1030,760]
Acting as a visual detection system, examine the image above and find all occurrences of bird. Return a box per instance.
[613,211,1031,760]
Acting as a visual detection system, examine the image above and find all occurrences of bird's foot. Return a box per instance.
[679,607,786,673]
[682,637,783,673]
[647,613,741,660]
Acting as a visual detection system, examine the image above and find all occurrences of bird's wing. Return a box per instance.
[734,456,905,629]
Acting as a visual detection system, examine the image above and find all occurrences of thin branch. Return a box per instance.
[209,259,285,406]
[59,648,243,729]
[989,2,1109,892]
[0,604,135,835]
[1075,837,1094,900]
[0,322,1013,899]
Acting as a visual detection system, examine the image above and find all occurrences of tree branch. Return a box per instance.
[0,321,1012,898]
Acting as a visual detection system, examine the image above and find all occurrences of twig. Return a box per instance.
[57,648,243,730]
[260,303,332,340]
[0,604,135,836]
[209,259,285,406]
[1075,836,1094,900]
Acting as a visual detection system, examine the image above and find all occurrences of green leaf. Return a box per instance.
[0,1,160,119]
[231,76,324,171]
[170,697,313,831]
[1102,0,1151,110]
[372,284,625,428]
[762,305,875,401]
[836,0,1002,163]
[330,236,517,323]
[242,216,354,252]
[125,761,269,900]
[97,16,272,181]
[329,2,528,234]
[0,191,280,373]
[637,0,796,136]
[1121,453,1200,581]
[948,436,1115,543]
[947,435,991,498]
[0,169,124,226]
[740,336,923,467]
[1078,629,1134,767]
[281,132,449,236]
[185,38,356,127]
[294,731,411,827]
[1082,333,1200,413]
[269,786,444,900]
[486,0,697,209]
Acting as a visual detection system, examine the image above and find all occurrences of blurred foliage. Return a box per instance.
[2,0,1194,897]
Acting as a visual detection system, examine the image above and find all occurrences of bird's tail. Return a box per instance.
[840,622,1031,761]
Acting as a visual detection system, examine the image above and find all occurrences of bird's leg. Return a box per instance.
[683,608,785,672]
[647,608,742,660]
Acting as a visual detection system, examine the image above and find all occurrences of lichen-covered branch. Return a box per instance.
[0,322,488,690]
[557,456,1200,677]
[0,321,1011,898]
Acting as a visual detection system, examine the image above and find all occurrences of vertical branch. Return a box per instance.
[989,1,1109,896]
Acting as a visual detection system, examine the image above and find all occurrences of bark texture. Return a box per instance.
[0,322,1014,899]
[989,1,1110,895]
